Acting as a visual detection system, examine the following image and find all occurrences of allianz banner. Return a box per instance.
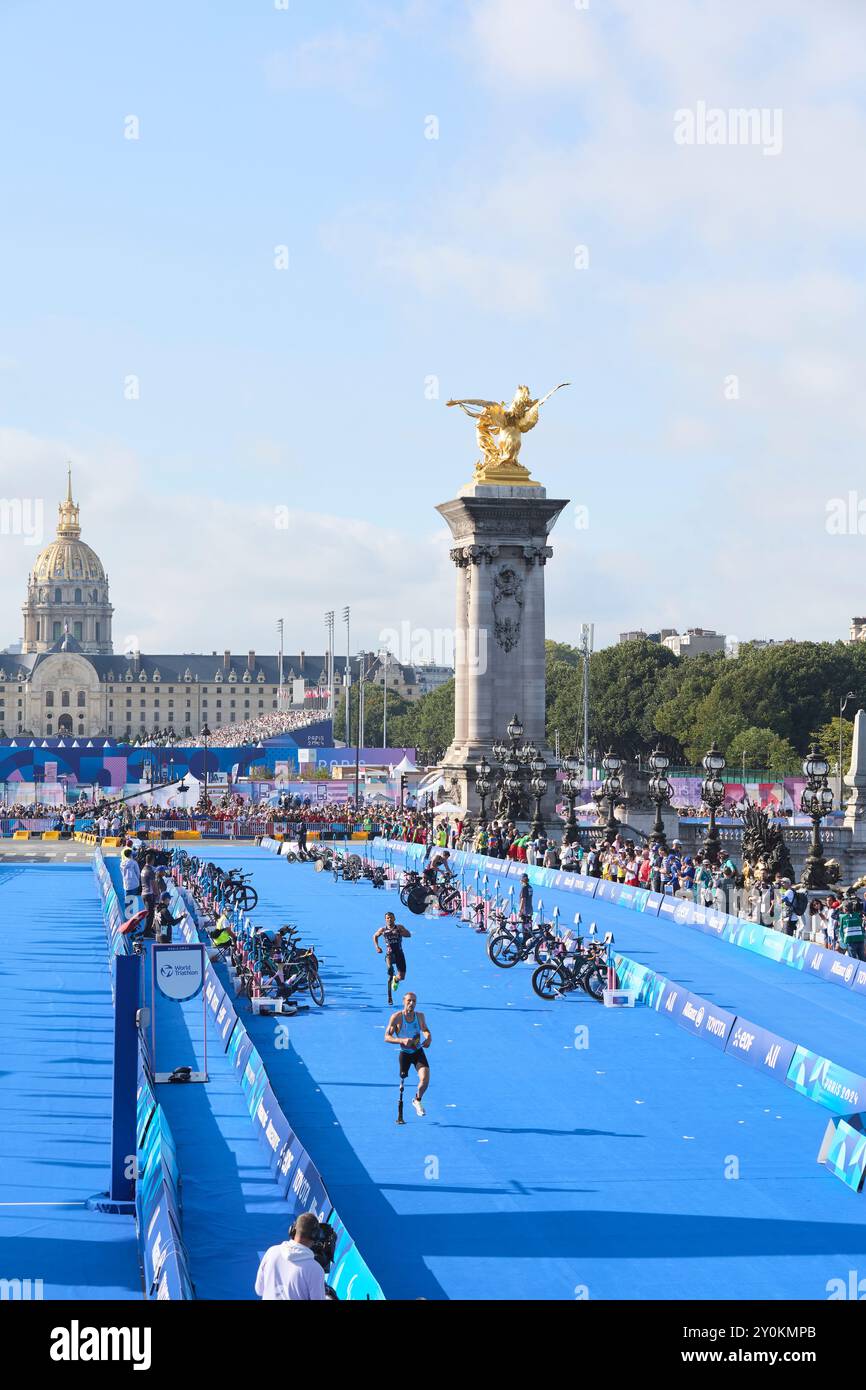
[801,944,860,991]
[724,1016,796,1082]
[674,992,737,1051]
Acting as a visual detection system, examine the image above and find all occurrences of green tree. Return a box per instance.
[335,684,412,749]
[653,653,726,759]
[812,716,854,778]
[726,726,800,776]
[389,679,455,762]
[548,639,679,756]
[545,639,582,667]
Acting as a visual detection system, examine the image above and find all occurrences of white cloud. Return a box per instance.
[469,0,604,89]
[0,430,453,655]
[263,31,381,98]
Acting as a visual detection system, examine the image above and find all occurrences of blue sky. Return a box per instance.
[1,0,865,658]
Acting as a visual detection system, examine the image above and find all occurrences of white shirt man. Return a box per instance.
[255,1213,328,1300]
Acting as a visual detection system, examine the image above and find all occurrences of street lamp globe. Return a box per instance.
[648,747,670,775]
[507,713,524,741]
[703,742,726,775]
[803,745,829,781]
[602,749,622,775]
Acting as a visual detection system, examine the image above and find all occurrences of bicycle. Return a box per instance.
[531,940,609,1002]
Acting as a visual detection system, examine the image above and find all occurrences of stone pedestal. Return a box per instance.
[843,708,866,844]
[435,481,568,819]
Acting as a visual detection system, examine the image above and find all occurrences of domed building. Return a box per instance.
[22,469,113,654]
[1,473,426,738]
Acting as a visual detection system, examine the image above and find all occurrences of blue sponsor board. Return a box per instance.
[594,880,620,904]
[849,961,866,998]
[724,1016,795,1081]
[141,1198,185,1297]
[642,890,664,916]
[613,955,665,1008]
[252,1081,294,1180]
[240,1046,267,1119]
[617,885,638,911]
[571,873,600,897]
[227,1026,254,1083]
[656,976,687,1020]
[801,944,859,991]
[274,1123,306,1200]
[674,992,737,1051]
[156,1251,195,1301]
[287,1149,330,1221]
[787,1046,866,1115]
[657,896,694,926]
[819,1112,866,1193]
[327,1210,386,1300]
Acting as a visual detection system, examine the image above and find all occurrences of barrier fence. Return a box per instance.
[93,851,194,1299]
[175,861,385,1299]
[94,845,385,1298]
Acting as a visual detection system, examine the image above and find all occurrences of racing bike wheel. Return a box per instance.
[531,964,568,1000]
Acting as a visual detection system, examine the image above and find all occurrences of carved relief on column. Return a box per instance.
[492,565,525,653]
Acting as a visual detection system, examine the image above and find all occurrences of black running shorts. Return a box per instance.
[399,1047,428,1078]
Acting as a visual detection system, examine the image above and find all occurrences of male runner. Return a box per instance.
[373,911,412,999]
[423,848,451,889]
[385,991,431,1116]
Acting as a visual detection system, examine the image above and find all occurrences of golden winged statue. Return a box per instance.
[447,383,569,485]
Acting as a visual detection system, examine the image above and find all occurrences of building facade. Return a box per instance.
[1,478,451,738]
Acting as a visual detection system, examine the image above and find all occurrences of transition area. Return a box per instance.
[201,846,866,1301]
[0,864,139,1300]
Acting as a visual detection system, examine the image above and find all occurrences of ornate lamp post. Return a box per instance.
[475,754,492,829]
[560,749,582,845]
[201,723,211,807]
[492,713,526,823]
[529,751,548,839]
[648,747,672,849]
[701,742,726,864]
[800,744,834,889]
[594,749,623,844]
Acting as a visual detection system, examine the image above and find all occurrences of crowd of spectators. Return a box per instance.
[174,709,321,748]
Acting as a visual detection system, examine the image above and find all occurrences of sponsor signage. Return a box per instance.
[802,944,859,990]
[153,944,205,1002]
[786,1047,866,1115]
[724,1016,796,1081]
[675,992,736,1050]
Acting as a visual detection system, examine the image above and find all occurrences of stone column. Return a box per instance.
[450,548,469,746]
[436,481,568,817]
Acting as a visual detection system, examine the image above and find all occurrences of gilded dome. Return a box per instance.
[32,536,106,583]
[30,469,106,584]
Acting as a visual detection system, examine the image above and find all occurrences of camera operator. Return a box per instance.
[255,1212,329,1300]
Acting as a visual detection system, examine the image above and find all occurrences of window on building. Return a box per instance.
[95,623,100,641]
[73,622,82,640]
[46,692,54,708]
[54,588,61,603]
[77,691,85,708]
[74,588,82,603]
[36,621,40,641]
[53,622,61,640]
[61,691,70,708]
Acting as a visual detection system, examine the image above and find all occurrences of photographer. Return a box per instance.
[255,1212,329,1300]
